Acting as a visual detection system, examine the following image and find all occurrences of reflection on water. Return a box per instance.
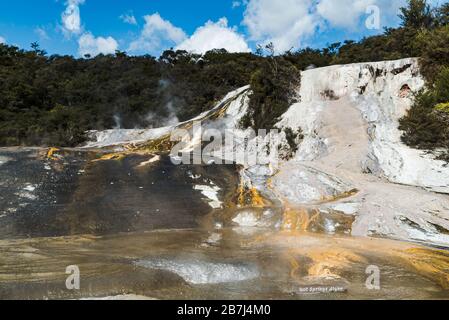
[0,230,448,300]
[0,149,238,238]
[0,148,448,300]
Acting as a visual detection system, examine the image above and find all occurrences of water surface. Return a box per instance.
[0,148,448,300]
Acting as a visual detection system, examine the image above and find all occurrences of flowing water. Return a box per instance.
[0,148,448,300]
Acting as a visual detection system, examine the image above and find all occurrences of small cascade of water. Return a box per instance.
[135,258,259,285]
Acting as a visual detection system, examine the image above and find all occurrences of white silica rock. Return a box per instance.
[350,60,449,193]
[266,58,449,246]
[194,184,222,209]
[271,163,355,204]
[84,127,172,148]
[232,211,261,227]
[83,86,251,149]
[281,58,449,194]
[331,202,360,215]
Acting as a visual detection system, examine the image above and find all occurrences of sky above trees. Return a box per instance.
[0,0,447,57]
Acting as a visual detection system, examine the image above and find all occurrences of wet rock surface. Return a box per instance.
[0,147,448,300]
[0,148,238,239]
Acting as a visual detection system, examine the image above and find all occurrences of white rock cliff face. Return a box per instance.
[270,58,449,246]
[280,58,449,193]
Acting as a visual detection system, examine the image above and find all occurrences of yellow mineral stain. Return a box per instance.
[398,247,449,289]
[308,263,340,279]
[307,249,368,270]
[209,102,231,120]
[92,134,177,163]
[234,179,270,208]
[282,208,320,232]
[92,152,127,162]
[236,181,246,207]
[320,189,359,203]
[134,134,176,154]
[46,147,60,160]
[250,188,266,207]
[287,246,368,281]
[235,185,267,208]
[282,246,368,283]
[288,254,301,281]
[257,231,449,288]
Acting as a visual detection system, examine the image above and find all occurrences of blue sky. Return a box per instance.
[0,0,446,57]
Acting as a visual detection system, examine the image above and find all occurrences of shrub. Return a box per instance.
[399,68,449,153]
[416,25,449,82]
[435,102,449,113]
[284,127,304,154]
[241,57,301,131]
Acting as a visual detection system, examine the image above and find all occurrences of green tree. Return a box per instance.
[415,24,449,82]
[399,0,434,29]
[242,57,300,131]
[30,41,47,56]
[434,3,449,26]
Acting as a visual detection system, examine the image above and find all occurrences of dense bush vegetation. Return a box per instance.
[399,67,449,161]
[240,44,301,131]
[0,46,263,146]
[158,49,262,122]
[0,47,164,146]
[0,0,447,152]
[397,1,449,161]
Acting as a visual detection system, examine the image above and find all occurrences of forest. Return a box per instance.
[0,0,448,159]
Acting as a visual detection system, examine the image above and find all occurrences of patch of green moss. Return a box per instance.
[435,102,449,113]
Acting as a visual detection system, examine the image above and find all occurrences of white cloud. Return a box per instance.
[128,14,249,56]
[372,0,446,25]
[61,0,85,36]
[0,36,5,44]
[60,0,118,57]
[242,0,436,52]
[35,27,50,40]
[316,0,416,29]
[78,32,118,57]
[128,13,187,55]
[177,18,250,54]
[120,13,137,25]
[243,0,318,52]
[317,0,376,28]
[232,0,248,8]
